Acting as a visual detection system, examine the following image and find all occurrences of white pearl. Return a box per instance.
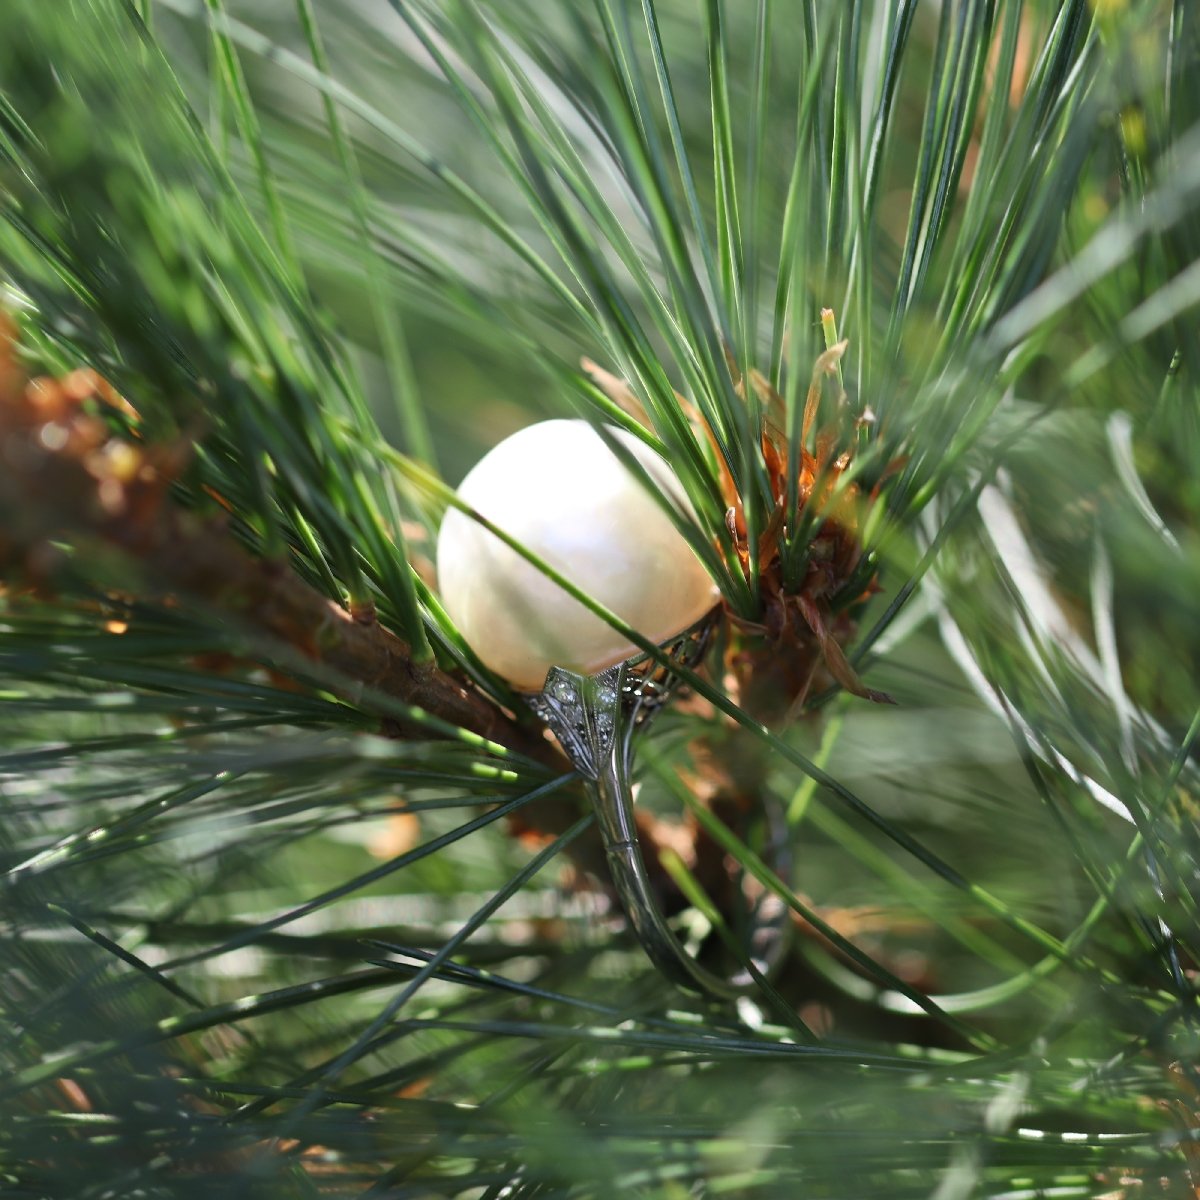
[436,419,718,690]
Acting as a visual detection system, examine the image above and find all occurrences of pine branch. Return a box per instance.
[0,326,561,770]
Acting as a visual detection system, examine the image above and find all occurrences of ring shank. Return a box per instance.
[527,617,790,1000]
[593,718,789,1000]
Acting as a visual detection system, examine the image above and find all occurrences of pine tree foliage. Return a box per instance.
[1,0,1199,1196]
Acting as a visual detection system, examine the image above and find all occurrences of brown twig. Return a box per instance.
[0,325,563,772]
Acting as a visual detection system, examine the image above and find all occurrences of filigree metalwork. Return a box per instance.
[525,664,622,781]
[525,616,715,780]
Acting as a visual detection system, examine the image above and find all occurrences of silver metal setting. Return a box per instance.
[526,615,789,1000]
[526,620,712,780]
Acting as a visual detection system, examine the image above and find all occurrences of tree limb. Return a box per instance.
[0,330,564,771]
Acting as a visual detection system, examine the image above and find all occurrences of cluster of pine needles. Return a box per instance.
[2,0,1200,1196]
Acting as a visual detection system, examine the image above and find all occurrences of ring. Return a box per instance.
[526,615,791,999]
[433,417,792,997]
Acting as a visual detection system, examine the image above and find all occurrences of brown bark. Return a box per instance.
[0,340,563,772]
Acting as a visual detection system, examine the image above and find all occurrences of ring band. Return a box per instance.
[527,617,790,999]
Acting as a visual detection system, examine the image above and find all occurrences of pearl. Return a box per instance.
[436,419,718,690]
